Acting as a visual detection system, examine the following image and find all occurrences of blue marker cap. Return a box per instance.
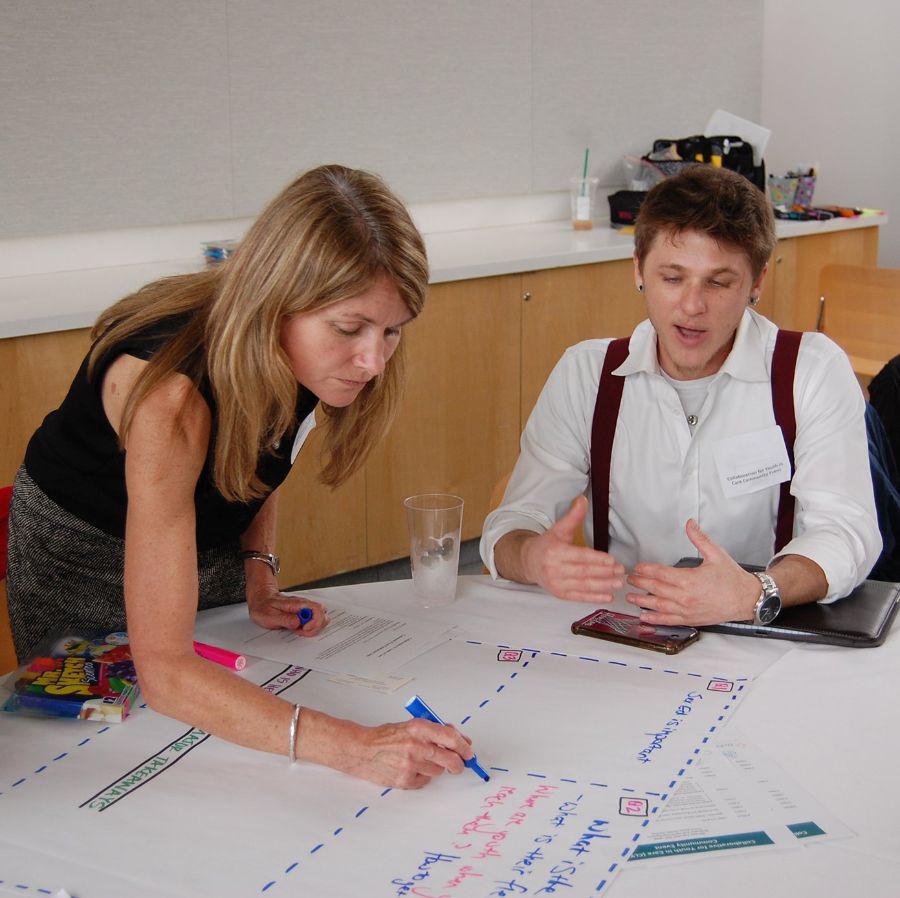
[405,694,490,782]
[297,607,314,628]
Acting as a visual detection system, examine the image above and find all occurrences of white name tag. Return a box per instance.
[713,425,791,498]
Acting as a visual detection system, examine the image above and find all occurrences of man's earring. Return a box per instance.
[748,295,759,306]
[637,284,644,293]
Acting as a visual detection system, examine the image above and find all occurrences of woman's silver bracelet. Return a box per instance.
[288,703,302,764]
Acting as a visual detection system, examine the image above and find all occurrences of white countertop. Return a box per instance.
[0,212,886,340]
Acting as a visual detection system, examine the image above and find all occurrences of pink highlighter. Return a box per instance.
[193,641,247,671]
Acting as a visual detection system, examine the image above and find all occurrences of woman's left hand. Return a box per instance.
[247,587,328,636]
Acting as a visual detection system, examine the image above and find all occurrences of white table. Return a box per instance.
[1,575,898,897]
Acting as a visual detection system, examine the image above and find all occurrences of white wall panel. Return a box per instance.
[532,0,763,191]
[0,1,233,237]
[762,0,900,266]
[0,1,765,238]
[226,0,532,214]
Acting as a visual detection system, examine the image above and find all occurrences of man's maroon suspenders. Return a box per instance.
[589,330,803,554]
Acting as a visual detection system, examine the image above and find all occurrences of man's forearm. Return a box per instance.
[767,553,828,608]
[493,530,540,584]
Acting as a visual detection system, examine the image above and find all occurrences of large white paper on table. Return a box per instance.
[286,576,793,681]
[0,624,753,897]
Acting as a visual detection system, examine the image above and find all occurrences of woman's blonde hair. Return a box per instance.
[89,164,429,501]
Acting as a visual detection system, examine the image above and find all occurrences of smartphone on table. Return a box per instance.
[571,608,699,655]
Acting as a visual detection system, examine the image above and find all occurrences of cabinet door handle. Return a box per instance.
[522,291,532,302]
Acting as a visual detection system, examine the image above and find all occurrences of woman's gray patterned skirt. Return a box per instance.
[6,466,246,663]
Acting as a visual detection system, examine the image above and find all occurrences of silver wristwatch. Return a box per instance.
[239,550,281,576]
[750,571,782,625]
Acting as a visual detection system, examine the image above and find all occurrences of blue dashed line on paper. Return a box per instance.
[461,715,471,724]
[285,861,298,873]
[354,806,368,818]
[479,699,489,708]
[579,656,600,662]
[311,843,324,854]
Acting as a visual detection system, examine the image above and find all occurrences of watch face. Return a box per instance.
[756,596,781,625]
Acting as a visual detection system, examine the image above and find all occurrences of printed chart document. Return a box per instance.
[194,598,454,679]
[631,732,852,865]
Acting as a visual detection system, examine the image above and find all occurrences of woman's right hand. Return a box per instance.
[321,716,475,789]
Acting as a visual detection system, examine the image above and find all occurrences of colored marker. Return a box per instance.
[193,641,246,671]
[297,607,314,628]
[405,694,490,782]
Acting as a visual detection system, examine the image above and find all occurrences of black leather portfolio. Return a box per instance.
[701,578,900,647]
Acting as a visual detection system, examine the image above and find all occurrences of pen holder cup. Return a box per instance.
[767,176,798,207]
[794,175,816,207]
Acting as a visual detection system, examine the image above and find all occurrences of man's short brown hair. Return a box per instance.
[634,166,776,279]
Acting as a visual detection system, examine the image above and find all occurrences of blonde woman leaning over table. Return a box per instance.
[6,164,474,788]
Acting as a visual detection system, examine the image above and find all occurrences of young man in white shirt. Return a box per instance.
[481,166,880,628]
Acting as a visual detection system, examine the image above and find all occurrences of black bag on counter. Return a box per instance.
[608,190,646,227]
[646,135,765,189]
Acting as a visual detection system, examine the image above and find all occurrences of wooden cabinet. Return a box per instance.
[275,427,367,587]
[520,259,644,421]
[769,229,880,331]
[0,224,882,584]
[363,275,522,565]
[0,327,92,485]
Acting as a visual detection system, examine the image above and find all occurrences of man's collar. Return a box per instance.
[613,310,771,383]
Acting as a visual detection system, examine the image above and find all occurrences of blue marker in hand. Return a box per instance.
[297,607,314,629]
[405,694,490,782]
